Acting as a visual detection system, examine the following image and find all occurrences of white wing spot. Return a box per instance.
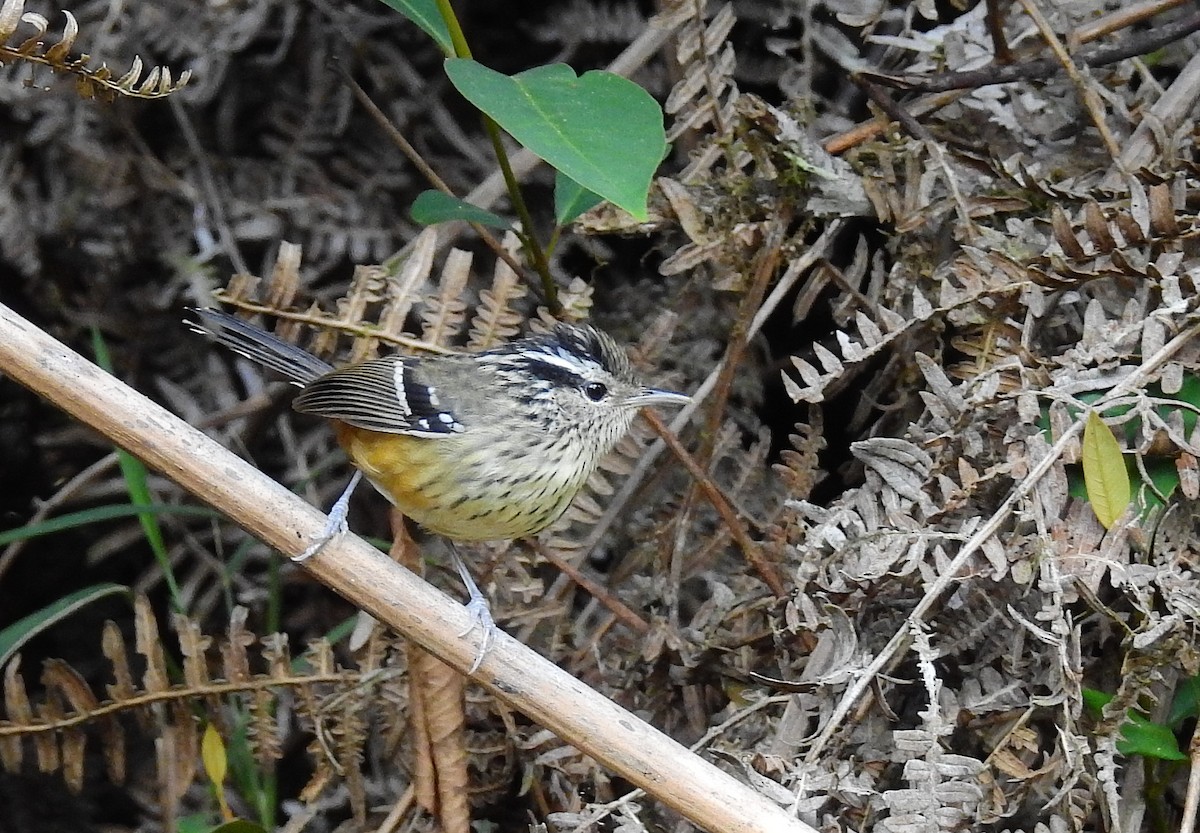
[427,385,440,408]
[392,362,413,418]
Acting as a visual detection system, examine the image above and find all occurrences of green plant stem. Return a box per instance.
[480,114,560,312]
[434,0,471,58]
[336,65,533,283]
[433,0,561,314]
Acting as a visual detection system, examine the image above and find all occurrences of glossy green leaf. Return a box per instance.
[178,816,213,833]
[1081,688,1188,761]
[444,60,665,220]
[373,0,452,54]
[1082,410,1130,528]
[1081,687,1111,715]
[554,170,604,226]
[0,583,131,669]
[1118,712,1188,761]
[410,190,510,229]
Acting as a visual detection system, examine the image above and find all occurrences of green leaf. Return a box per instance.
[1081,688,1189,761]
[203,821,269,833]
[1081,687,1112,715]
[0,583,131,669]
[554,170,605,225]
[1082,410,1130,528]
[444,60,665,220]
[1132,457,1180,518]
[178,816,215,833]
[202,723,229,787]
[1168,675,1200,726]
[410,190,510,229]
[0,503,218,547]
[1117,712,1188,761]
[373,0,452,54]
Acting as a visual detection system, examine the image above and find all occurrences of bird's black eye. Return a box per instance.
[583,382,608,401]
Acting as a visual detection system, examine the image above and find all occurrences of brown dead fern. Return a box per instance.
[0,595,416,825]
[0,0,189,100]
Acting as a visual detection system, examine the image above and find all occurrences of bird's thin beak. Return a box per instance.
[625,388,692,408]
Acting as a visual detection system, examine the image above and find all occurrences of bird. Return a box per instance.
[190,308,691,669]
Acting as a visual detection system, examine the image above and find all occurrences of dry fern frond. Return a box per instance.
[469,233,529,349]
[218,233,541,358]
[0,0,190,100]
[0,595,397,817]
[420,248,472,348]
[666,2,737,145]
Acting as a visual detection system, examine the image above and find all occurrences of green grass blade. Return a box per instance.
[0,583,131,668]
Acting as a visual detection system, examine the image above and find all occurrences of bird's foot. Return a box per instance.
[294,470,362,562]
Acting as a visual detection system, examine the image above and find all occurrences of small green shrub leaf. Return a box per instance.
[554,170,604,226]
[444,60,665,220]
[1081,688,1188,761]
[373,0,452,54]
[1082,410,1130,528]
[411,190,510,228]
[1117,712,1188,761]
[1081,687,1111,714]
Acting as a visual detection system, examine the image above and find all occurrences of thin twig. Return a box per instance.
[669,212,791,602]
[169,97,250,276]
[0,452,118,581]
[646,411,786,599]
[831,7,1200,154]
[534,542,650,634]
[1016,0,1122,164]
[823,91,965,155]
[1181,712,1200,833]
[575,222,843,557]
[855,75,936,142]
[863,8,1200,94]
[985,0,1013,63]
[334,66,532,289]
[1074,0,1190,44]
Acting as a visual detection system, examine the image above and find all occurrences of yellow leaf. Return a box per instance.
[202,722,228,787]
[1082,410,1130,528]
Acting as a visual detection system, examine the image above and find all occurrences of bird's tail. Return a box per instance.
[188,308,333,385]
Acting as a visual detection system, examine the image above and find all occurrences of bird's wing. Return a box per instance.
[292,356,466,437]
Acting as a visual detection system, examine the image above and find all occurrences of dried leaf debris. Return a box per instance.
[2,0,1200,831]
[0,0,189,101]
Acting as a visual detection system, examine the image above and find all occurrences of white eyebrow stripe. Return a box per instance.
[535,348,603,376]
